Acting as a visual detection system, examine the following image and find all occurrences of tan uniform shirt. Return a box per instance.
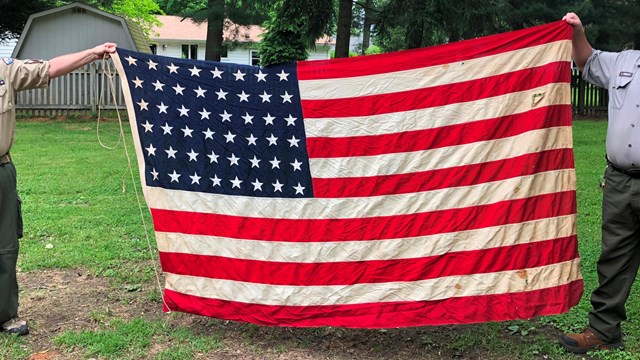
[0,58,50,156]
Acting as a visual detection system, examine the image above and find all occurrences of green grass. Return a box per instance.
[3,117,640,359]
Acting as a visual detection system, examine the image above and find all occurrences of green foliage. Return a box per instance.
[0,336,30,360]
[364,44,382,55]
[0,0,58,41]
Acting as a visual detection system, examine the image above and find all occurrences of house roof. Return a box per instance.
[152,15,335,45]
[13,2,150,57]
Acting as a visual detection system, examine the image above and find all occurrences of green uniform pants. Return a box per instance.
[0,161,19,324]
[588,165,640,343]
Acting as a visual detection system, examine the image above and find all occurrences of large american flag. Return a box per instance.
[113,20,583,327]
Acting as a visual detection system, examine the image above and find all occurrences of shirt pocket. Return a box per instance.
[610,74,634,110]
[0,84,12,114]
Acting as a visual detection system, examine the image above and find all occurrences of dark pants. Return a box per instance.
[588,165,640,342]
[0,161,19,324]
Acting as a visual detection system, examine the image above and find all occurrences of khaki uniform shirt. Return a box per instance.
[0,58,50,156]
[583,49,640,169]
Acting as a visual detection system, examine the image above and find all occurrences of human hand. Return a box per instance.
[562,12,582,28]
[91,42,117,60]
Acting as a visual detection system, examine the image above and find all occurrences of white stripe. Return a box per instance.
[156,215,576,262]
[309,127,572,178]
[144,169,575,220]
[304,83,569,138]
[164,259,582,306]
[299,40,571,100]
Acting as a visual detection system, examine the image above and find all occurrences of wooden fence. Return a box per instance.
[16,64,607,117]
[571,68,608,116]
[16,61,125,116]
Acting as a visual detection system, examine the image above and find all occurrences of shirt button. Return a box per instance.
[633,124,636,127]
[629,144,633,147]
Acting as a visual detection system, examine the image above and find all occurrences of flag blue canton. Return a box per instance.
[118,49,313,198]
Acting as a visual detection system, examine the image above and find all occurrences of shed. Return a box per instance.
[12,2,150,59]
[12,2,149,115]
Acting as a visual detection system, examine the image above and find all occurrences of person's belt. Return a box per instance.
[0,153,10,166]
[609,162,640,178]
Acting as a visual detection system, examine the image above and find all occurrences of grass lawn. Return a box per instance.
[1,116,639,360]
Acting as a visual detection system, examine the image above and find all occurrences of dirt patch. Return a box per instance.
[12,269,583,360]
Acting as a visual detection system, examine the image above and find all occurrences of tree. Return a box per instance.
[0,0,58,41]
[334,0,353,58]
[87,0,163,37]
[259,0,334,65]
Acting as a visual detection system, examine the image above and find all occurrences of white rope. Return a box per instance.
[99,54,170,312]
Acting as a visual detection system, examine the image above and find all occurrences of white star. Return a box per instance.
[293,183,305,195]
[165,146,177,159]
[194,86,207,98]
[230,176,242,189]
[266,134,278,146]
[207,151,219,163]
[269,156,281,169]
[210,175,221,187]
[287,135,300,147]
[233,69,246,81]
[237,91,250,102]
[168,170,181,182]
[259,91,272,103]
[145,144,156,156]
[132,77,144,88]
[137,99,148,111]
[284,114,297,126]
[190,172,201,184]
[211,67,223,78]
[215,88,228,100]
[291,158,303,171]
[228,153,240,166]
[187,149,199,161]
[189,66,202,77]
[141,120,153,133]
[251,179,263,191]
[281,91,293,103]
[157,102,168,114]
[224,131,236,143]
[177,105,190,117]
[172,83,185,95]
[181,126,194,137]
[241,112,254,124]
[152,80,165,91]
[203,128,215,139]
[246,133,258,145]
[167,63,179,74]
[273,180,284,192]
[125,56,137,66]
[150,168,159,180]
[249,155,261,168]
[199,108,211,120]
[161,123,173,135]
[263,113,275,125]
[220,110,232,122]
[255,70,267,82]
[147,59,158,70]
[277,69,289,81]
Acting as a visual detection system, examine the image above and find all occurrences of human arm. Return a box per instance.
[48,42,116,79]
[562,13,592,71]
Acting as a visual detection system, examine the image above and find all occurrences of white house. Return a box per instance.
[0,38,18,58]
[151,15,335,65]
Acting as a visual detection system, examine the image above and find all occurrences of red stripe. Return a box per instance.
[300,62,569,119]
[313,148,574,198]
[159,236,578,285]
[307,105,570,158]
[297,21,572,81]
[162,279,583,327]
[150,191,576,242]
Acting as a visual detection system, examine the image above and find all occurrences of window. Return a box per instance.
[251,50,260,66]
[181,44,198,60]
[150,44,157,55]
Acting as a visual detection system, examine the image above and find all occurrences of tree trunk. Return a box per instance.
[205,0,225,61]
[361,0,372,54]
[335,0,353,58]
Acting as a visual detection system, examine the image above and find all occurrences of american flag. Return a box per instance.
[114,20,583,327]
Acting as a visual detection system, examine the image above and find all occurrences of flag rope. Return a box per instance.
[97,54,170,312]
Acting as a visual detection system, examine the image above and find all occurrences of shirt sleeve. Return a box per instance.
[582,50,620,89]
[7,59,50,92]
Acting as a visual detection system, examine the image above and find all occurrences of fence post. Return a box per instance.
[578,74,585,116]
[90,62,96,113]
